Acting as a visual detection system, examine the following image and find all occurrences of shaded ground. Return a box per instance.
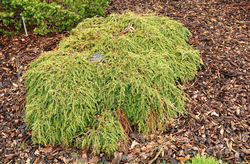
[0,0,250,163]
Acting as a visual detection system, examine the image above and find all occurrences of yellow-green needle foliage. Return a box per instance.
[24,13,201,154]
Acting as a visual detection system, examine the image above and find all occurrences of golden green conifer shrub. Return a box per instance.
[24,13,202,154]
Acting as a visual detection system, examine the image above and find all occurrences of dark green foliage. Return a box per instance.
[24,13,202,154]
[0,0,109,35]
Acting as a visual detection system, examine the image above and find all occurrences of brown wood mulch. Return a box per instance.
[0,0,250,163]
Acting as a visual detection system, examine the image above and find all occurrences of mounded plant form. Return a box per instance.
[25,13,202,154]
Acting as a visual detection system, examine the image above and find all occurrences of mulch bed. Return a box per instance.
[1,0,249,163]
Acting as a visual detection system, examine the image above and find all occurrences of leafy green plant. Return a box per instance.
[0,0,109,35]
[186,154,225,164]
[19,142,27,149]
[24,13,202,154]
[156,154,226,164]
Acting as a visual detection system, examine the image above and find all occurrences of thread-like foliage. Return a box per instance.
[24,13,201,154]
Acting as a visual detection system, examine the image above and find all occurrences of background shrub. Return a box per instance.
[0,0,109,35]
[24,13,202,154]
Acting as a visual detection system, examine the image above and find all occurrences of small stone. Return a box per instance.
[121,155,128,162]
[101,155,108,164]
[90,54,103,62]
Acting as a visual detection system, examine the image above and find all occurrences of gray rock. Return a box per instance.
[121,155,129,162]
[90,54,103,62]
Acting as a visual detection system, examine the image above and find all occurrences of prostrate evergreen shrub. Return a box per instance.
[0,0,109,35]
[24,13,202,154]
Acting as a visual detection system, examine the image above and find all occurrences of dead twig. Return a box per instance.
[114,24,135,38]
[181,51,186,63]
[148,147,164,164]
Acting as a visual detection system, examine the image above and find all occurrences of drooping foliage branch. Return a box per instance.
[0,0,109,35]
[24,13,202,154]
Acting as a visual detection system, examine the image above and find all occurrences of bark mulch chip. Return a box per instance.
[1,0,250,163]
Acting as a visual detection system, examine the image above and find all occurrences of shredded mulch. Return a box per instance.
[0,0,249,163]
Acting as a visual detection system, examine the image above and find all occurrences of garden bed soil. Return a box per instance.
[1,0,250,163]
